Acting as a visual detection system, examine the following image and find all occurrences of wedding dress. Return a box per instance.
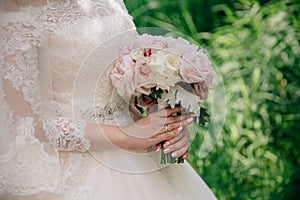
[0,0,217,199]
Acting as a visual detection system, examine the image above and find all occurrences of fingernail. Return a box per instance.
[164,142,170,148]
[178,126,183,132]
[186,117,193,123]
[171,152,178,158]
[164,148,170,154]
[156,146,161,152]
[182,155,187,159]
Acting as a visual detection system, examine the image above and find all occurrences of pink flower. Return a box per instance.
[137,35,165,48]
[134,57,156,95]
[110,54,136,96]
[205,70,218,89]
[133,34,166,55]
[135,57,152,80]
[110,34,218,101]
[180,51,217,89]
[119,46,131,56]
[167,37,198,54]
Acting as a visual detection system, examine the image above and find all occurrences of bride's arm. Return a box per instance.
[3,76,193,153]
[0,1,193,155]
[2,39,193,154]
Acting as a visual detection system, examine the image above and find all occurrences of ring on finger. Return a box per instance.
[164,125,168,132]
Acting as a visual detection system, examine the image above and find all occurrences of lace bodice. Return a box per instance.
[0,0,136,196]
[1,0,135,113]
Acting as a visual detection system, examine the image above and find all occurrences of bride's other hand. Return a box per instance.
[119,106,195,149]
[162,127,190,159]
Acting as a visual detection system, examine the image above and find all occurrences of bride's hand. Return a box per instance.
[161,127,190,159]
[121,106,195,149]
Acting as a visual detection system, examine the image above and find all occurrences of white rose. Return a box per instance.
[149,50,181,76]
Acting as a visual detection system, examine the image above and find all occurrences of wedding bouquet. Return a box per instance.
[110,34,217,164]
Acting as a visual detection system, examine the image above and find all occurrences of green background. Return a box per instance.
[124,0,300,199]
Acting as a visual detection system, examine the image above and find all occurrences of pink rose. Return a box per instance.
[180,51,213,85]
[134,57,156,95]
[135,57,151,80]
[110,54,136,96]
[119,46,131,56]
[133,34,165,54]
[133,34,153,48]
[167,37,198,54]
[205,70,218,89]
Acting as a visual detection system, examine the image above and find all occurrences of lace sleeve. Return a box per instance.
[42,117,89,151]
[0,16,91,152]
[0,6,104,197]
[0,0,137,196]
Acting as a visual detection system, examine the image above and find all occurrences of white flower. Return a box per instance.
[150,50,181,75]
[149,50,182,90]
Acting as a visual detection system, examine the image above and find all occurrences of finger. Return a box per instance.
[163,133,189,156]
[164,117,194,132]
[163,130,185,147]
[163,112,197,125]
[156,143,162,152]
[157,106,182,117]
[157,121,182,134]
[170,142,190,158]
[154,127,181,144]
[182,149,189,160]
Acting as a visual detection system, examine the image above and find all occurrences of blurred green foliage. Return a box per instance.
[124,0,300,199]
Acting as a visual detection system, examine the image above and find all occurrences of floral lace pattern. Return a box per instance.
[0,117,61,195]
[83,100,133,126]
[42,117,90,152]
[1,0,135,114]
[2,49,41,112]
[0,0,136,197]
[0,0,135,150]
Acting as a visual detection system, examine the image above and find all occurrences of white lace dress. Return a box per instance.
[0,1,216,199]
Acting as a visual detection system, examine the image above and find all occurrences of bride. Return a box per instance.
[0,0,217,199]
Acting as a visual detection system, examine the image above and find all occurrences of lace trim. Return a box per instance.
[0,117,61,195]
[42,117,90,152]
[3,49,42,113]
[83,100,133,126]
